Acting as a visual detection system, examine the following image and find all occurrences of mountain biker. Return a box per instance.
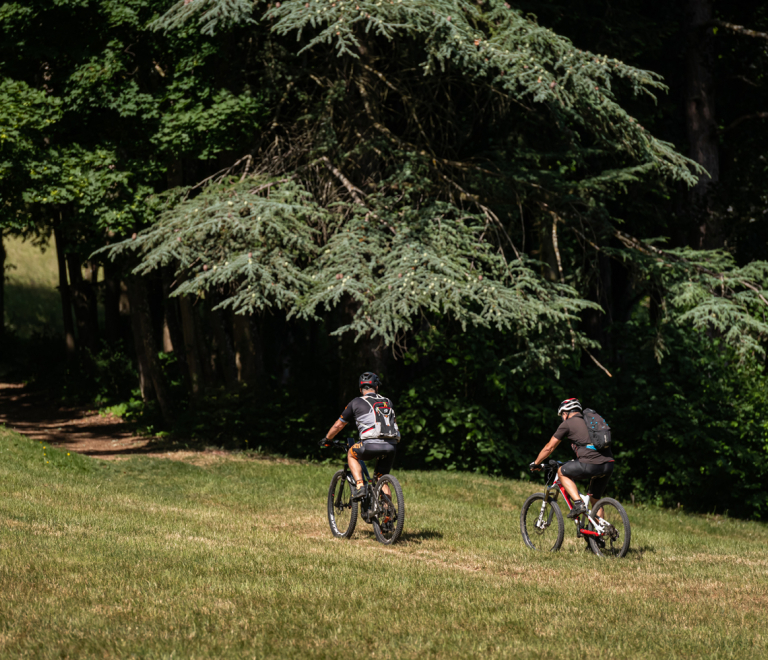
[530,398,614,519]
[319,372,400,501]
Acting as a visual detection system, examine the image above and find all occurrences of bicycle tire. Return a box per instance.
[587,497,631,558]
[327,470,358,539]
[372,475,405,545]
[520,493,564,551]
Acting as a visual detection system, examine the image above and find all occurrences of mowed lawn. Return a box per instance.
[0,427,765,659]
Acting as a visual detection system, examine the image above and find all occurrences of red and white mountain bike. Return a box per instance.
[521,459,631,557]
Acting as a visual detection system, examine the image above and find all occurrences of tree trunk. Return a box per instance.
[685,0,720,248]
[210,302,238,390]
[249,313,265,383]
[0,231,5,344]
[128,283,155,403]
[84,259,100,344]
[161,316,174,353]
[53,218,76,356]
[232,312,257,383]
[67,255,98,352]
[127,277,174,423]
[103,260,122,345]
[195,298,216,384]
[162,272,187,370]
[178,295,204,398]
[337,296,387,405]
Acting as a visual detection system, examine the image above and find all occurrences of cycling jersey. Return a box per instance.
[553,413,614,465]
[340,394,400,441]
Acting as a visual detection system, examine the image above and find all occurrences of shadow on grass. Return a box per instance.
[399,528,444,544]
[626,545,655,559]
[4,283,63,338]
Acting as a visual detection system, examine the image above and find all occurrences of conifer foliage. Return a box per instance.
[109,0,730,367]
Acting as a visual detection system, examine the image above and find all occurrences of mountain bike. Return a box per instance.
[520,459,631,557]
[325,439,405,545]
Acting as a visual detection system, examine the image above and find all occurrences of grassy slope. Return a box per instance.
[0,426,765,660]
[3,235,62,338]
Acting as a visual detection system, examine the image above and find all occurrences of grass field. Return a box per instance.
[3,235,62,338]
[0,426,765,659]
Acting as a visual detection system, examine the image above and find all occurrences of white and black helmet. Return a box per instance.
[557,398,582,415]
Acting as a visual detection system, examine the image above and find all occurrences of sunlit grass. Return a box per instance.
[3,235,61,338]
[0,426,765,659]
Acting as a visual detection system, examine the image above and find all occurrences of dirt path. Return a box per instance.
[0,382,156,459]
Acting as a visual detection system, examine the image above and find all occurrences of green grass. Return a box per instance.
[0,426,765,659]
[3,235,62,338]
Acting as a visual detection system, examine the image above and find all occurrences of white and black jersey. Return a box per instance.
[339,394,400,441]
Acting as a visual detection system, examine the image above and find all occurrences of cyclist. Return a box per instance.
[320,372,400,500]
[530,398,614,519]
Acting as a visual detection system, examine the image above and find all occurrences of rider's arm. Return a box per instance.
[325,418,347,440]
[533,436,561,464]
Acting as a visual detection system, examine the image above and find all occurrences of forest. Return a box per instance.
[2,0,768,518]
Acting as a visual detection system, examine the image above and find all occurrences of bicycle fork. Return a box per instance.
[536,487,559,529]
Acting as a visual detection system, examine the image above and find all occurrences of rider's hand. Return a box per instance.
[529,462,541,472]
[319,437,332,448]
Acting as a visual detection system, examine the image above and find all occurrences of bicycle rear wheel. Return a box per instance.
[520,493,564,551]
[327,470,358,539]
[372,475,405,545]
[587,497,631,558]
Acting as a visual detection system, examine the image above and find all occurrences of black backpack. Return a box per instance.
[582,408,612,450]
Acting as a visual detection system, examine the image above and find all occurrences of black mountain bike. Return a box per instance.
[325,439,405,545]
[521,459,631,558]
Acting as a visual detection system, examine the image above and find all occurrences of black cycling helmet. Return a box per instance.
[359,372,381,390]
[557,398,582,415]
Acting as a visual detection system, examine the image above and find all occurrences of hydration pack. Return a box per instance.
[583,408,612,451]
[361,396,400,440]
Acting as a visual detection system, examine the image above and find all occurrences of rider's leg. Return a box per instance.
[587,472,612,519]
[557,467,580,502]
[377,478,391,498]
[374,449,396,497]
[348,447,364,487]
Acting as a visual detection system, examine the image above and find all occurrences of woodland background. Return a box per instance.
[2,0,768,518]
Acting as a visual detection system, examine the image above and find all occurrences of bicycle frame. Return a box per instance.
[333,440,383,522]
[542,466,608,537]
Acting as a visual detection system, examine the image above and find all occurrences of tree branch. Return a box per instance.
[723,112,768,132]
[319,156,365,204]
[613,230,768,308]
[711,20,768,41]
[584,348,613,377]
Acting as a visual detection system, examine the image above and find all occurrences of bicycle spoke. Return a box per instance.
[372,475,405,544]
[520,493,564,551]
[327,471,358,538]
[588,497,631,558]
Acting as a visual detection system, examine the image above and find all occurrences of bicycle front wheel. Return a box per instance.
[520,493,564,551]
[372,475,405,545]
[327,470,358,539]
[587,497,631,558]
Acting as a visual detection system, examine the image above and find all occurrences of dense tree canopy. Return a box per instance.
[2,0,768,517]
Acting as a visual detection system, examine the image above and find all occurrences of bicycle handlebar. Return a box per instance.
[321,438,351,449]
[532,459,562,470]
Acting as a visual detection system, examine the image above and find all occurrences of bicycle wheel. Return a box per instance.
[520,493,564,551]
[327,470,358,539]
[587,497,631,558]
[372,475,405,545]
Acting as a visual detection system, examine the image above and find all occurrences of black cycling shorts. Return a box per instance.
[560,460,614,499]
[349,439,397,478]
